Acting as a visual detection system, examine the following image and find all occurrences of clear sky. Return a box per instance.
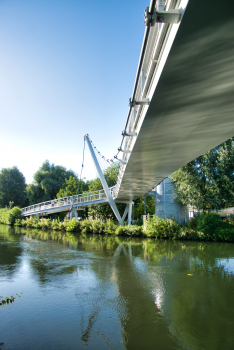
[0,0,147,184]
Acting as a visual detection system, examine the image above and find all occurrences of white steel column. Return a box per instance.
[128,201,133,225]
[122,204,129,222]
[85,135,124,225]
[70,208,78,221]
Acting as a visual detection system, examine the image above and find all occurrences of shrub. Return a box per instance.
[115,225,143,236]
[92,219,105,234]
[66,218,80,232]
[0,207,22,225]
[21,219,27,226]
[51,219,60,230]
[80,219,93,233]
[177,227,201,240]
[14,219,22,226]
[38,218,51,230]
[196,213,234,240]
[103,219,117,235]
[144,215,180,239]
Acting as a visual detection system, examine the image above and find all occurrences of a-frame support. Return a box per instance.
[85,135,124,225]
[70,208,78,221]
[121,201,134,225]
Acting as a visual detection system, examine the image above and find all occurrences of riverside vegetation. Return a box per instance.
[1,207,234,242]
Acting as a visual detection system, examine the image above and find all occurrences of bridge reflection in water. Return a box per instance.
[1,225,234,349]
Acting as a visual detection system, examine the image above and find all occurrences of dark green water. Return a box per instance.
[1,225,234,349]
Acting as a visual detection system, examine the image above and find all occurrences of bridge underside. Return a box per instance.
[117,0,234,201]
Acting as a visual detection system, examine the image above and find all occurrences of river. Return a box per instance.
[1,224,234,349]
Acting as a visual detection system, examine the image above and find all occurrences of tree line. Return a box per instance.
[1,137,234,219]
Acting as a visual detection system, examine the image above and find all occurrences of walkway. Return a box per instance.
[21,186,117,217]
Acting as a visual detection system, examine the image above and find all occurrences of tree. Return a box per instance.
[88,162,120,192]
[170,138,234,211]
[56,176,89,198]
[0,167,27,208]
[133,196,155,219]
[26,160,76,205]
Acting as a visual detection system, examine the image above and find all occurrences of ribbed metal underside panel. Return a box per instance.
[117,0,234,201]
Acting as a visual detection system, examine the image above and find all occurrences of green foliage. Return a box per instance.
[103,219,117,235]
[0,167,27,208]
[196,213,234,241]
[56,176,88,198]
[26,160,76,205]
[51,218,60,230]
[115,225,143,236]
[0,207,22,225]
[134,196,155,219]
[66,218,80,232]
[171,137,234,211]
[80,219,93,233]
[38,218,52,230]
[92,219,105,234]
[144,215,181,238]
[87,163,124,219]
[5,210,234,242]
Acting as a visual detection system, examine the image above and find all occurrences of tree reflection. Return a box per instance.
[0,225,23,277]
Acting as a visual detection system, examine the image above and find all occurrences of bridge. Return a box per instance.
[21,0,234,225]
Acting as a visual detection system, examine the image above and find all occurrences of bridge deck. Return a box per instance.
[116,0,234,201]
[21,187,116,216]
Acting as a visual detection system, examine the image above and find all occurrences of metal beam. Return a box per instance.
[85,135,124,225]
[128,202,133,225]
[122,204,129,222]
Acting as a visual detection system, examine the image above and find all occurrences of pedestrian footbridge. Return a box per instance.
[21,0,234,225]
[21,187,117,217]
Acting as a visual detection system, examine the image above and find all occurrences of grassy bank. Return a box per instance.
[7,210,234,242]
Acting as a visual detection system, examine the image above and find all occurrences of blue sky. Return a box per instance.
[0,0,147,183]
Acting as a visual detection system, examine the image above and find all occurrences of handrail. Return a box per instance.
[115,0,157,159]
[21,186,117,215]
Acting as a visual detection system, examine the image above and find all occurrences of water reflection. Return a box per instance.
[1,225,234,349]
[0,225,23,278]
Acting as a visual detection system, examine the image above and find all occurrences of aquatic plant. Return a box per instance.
[0,292,23,306]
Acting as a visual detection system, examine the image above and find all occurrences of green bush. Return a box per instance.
[51,219,60,230]
[66,218,80,232]
[14,219,22,226]
[92,219,105,234]
[144,215,180,239]
[38,218,51,230]
[80,219,93,233]
[196,213,234,241]
[103,220,117,235]
[0,207,22,225]
[115,225,143,236]
[177,227,202,240]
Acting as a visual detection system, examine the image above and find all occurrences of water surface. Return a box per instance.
[1,225,234,349]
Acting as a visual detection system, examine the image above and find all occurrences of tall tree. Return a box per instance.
[170,138,234,211]
[26,160,76,204]
[56,176,89,198]
[0,167,27,208]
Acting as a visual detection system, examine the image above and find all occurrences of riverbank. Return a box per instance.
[1,207,234,242]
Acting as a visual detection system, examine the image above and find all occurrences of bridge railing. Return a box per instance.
[21,186,117,215]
